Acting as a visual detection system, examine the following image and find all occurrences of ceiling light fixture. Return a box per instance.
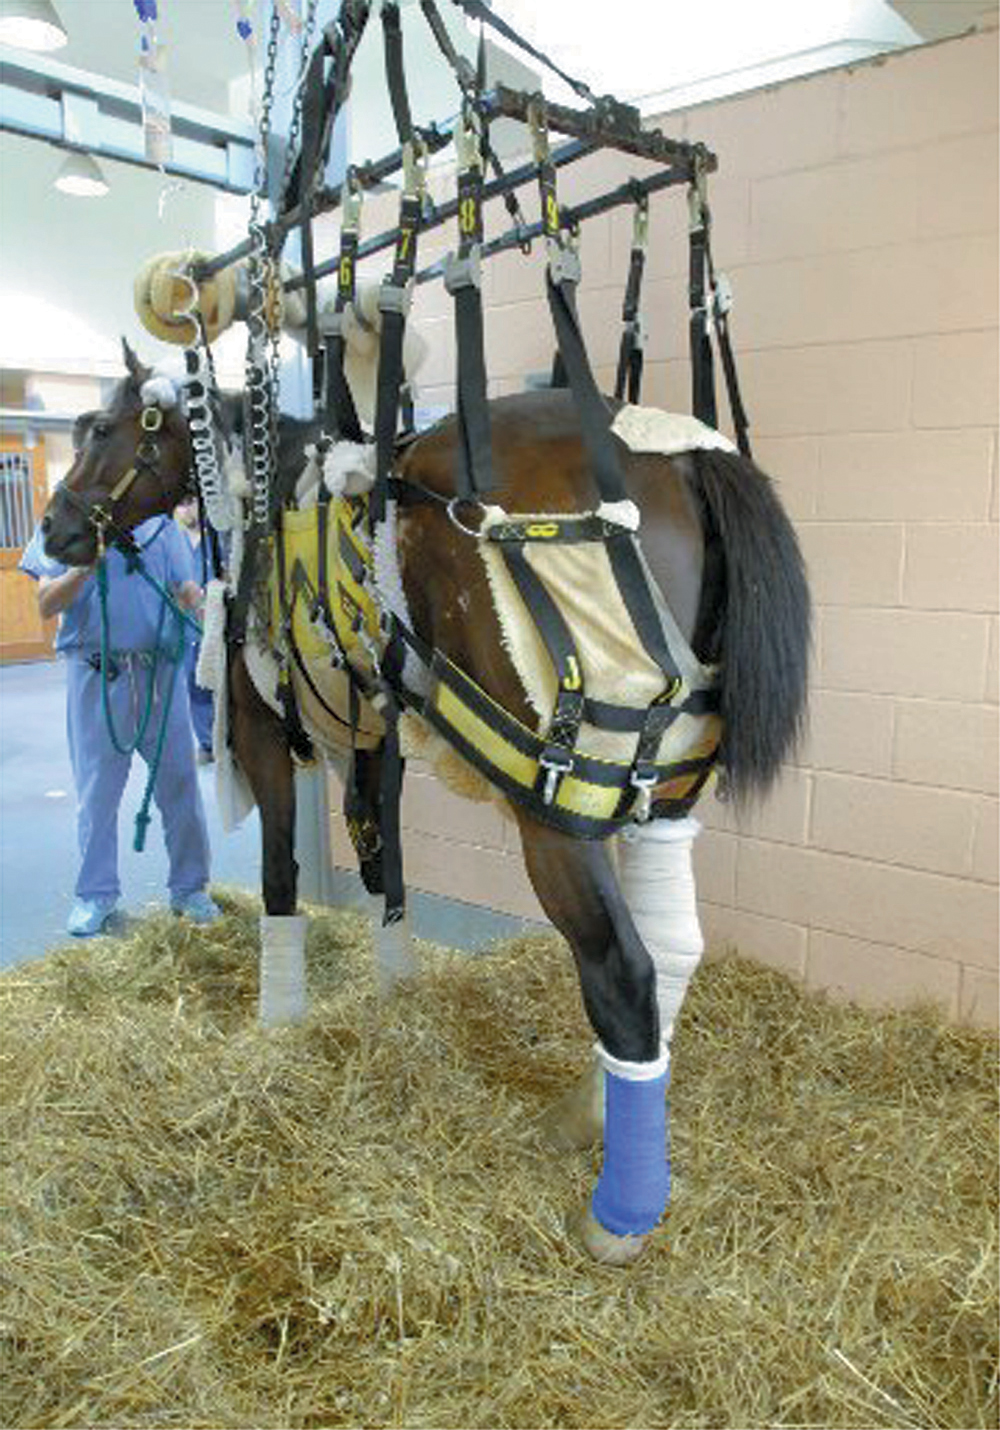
[0,0,68,52]
[54,150,109,198]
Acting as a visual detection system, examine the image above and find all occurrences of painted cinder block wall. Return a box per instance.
[331,27,999,1027]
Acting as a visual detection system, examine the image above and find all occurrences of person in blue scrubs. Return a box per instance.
[20,517,221,937]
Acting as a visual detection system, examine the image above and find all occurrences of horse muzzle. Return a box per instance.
[41,487,102,567]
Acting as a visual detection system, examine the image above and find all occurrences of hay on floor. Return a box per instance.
[1,891,996,1430]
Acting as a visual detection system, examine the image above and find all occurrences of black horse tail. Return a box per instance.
[686,448,812,807]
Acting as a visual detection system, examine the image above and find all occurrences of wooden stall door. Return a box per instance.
[0,435,56,662]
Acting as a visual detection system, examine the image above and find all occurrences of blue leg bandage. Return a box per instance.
[591,1046,670,1237]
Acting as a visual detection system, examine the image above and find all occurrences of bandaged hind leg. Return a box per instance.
[581,1041,670,1263]
[547,817,704,1152]
[259,914,307,1026]
[580,816,704,1257]
[617,815,705,1043]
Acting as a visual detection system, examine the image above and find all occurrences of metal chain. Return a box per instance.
[278,0,321,209]
[244,4,282,531]
[268,0,320,446]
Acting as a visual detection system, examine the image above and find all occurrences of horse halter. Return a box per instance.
[63,383,185,552]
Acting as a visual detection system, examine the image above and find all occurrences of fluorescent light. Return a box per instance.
[54,150,109,198]
[0,0,68,51]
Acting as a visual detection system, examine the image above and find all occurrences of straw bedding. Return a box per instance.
[1,891,996,1429]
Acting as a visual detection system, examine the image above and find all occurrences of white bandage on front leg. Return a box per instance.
[195,578,228,695]
[259,914,308,1027]
[373,907,418,994]
[617,816,704,1044]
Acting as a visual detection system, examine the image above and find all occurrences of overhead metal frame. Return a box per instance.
[0,44,256,193]
[195,78,716,287]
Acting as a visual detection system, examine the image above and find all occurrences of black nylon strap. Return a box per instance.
[501,544,583,702]
[373,308,406,523]
[324,217,364,441]
[449,160,496,499]
[546,272,628,506]
[688,222,717,429]
[377,629,407,922]
[451,0,595,104]
[315,478,335,632]
[419,0,475,90]
[453,285,495,498]
[605,530,682,690]
[297,37,331,360]
[372,190,422,522]
[584,685,718,733]
[382,3,412,146]
[386,619,718,830]
[703,222,752,458]
[715,311,751,458]
[614,241,646,403]
[325,332,363,443]
[486,513,629,544]
[501,543,586,800]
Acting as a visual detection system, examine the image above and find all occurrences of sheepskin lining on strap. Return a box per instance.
[478,509,719,778]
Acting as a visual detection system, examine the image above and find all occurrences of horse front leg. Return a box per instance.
[229,650,306,1026]
[343,744,418,994]
[515,811,669,1266]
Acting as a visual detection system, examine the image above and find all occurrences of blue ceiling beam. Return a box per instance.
[0,44,256,193]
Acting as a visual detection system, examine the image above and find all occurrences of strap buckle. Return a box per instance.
[378,279,413,319]
[688,154,711,232]
[630,761,659,822]
[538,744,574,805]
[318,308,346,338]
[547,243,581,288]
[444,248,482,294]
[713,272,734,318]
[454,111,482,173]
[402,136,428,202]
[340,172,362,233]
[632,196,649,251]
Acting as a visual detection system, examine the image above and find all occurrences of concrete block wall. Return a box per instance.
[331,29,999,1027]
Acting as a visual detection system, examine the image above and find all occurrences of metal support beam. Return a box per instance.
[0,45,255,193]
[194,80,715,290]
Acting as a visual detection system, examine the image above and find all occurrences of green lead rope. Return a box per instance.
[95,552,200,853]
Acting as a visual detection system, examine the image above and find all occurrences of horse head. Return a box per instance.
[40,339,193,566]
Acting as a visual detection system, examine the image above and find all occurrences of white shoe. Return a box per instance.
[171,890,221,924]
[67,897,117,938]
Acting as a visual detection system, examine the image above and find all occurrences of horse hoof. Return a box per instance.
[574,1205,648,1266]
[539,1059,604,1151]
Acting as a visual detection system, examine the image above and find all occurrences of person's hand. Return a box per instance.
[175,580,204,615]
[37,563,95,619]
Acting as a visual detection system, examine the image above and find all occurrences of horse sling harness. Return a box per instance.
[199,0,752,918]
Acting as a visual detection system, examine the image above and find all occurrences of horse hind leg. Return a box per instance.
[545,814,705,1148]
[515,812,670,1264]
[616,816,705,1049]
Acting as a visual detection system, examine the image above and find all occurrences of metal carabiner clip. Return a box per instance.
[446,497,488,538]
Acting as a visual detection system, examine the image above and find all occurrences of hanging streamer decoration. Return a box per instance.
[135,0,173,166]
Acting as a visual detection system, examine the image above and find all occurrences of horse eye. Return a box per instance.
[91,420,111,441]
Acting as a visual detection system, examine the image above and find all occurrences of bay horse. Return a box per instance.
[39,341,810,1264]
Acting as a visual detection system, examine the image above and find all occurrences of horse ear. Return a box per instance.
[121,337,149,384]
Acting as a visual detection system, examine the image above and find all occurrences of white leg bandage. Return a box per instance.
[373,906,418,993]
[616,816,704,1045]
[259,914,308,1027]
[195,578,228,695]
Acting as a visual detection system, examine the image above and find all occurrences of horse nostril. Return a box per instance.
[40,513,51,533]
